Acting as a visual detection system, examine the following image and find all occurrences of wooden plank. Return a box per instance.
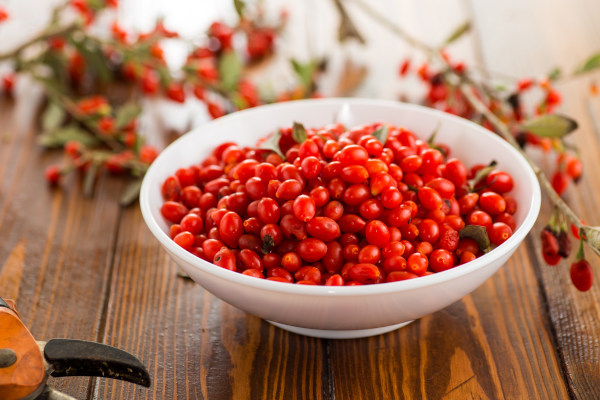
[527,80,600,399]
[328,247,568,399]
[469,0,600,397]
[0,97,124,398]
[94,206,330,399]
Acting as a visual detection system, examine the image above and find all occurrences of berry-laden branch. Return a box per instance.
[0,0,318,204]
[346,0,600,288]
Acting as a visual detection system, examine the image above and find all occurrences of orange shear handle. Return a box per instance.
[0,299,46,400]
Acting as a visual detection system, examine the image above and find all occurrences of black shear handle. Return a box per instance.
[43,339,151,388]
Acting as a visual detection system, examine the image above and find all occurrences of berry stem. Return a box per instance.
[455,81,592,254]
[0,20,79,62]
[33,73,124,152]
[577,237,585,261]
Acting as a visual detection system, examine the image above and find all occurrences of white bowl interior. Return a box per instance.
[140,98,541,333]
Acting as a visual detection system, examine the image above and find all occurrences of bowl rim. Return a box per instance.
[140,97,541,297]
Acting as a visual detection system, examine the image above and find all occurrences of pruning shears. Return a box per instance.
[0,297,150,400]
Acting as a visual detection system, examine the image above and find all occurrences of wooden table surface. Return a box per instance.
[2,0,600,399]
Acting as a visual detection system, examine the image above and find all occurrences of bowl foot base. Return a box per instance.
[267,320,415,339]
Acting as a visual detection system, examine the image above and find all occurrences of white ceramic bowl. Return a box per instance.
[140,98,541,339]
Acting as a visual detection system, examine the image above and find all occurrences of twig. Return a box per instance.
[348,0,593,253]
[456,82,588,239]
[33,75,124,152]
[0,22,80,62]
[333,0,366,44]
[347,0,431,52]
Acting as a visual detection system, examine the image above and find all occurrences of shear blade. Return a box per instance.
[43,339,150,387]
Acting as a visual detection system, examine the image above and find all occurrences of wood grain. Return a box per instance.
[470,0,600,397]
[527,81,600,400]
[328,247,568,399]
[0,96,125,398]
[93,206,329,400]
[2,0,600,399]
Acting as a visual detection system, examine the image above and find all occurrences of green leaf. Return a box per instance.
[467,160,497,191]
[372,125,388,144]
[86,0,106,11]
[233,0,246,18]
[575,52,600,74]
[259,130,285,159]
[459,225,491,253]
[547,67,562,81]
[41,102,66,132]
[291,59,317,89]
[120,178,144,207]
[69,36,112,83]
[443,21,471,46]
[292,122,308,143]
[520,114,578,138]
[115,102,142,130]
[41,51,68,84]
[218,50,243,91]
[316,132,328,142]
[38,125,99,148]
[426,121,441,146]
[155,66,172,88]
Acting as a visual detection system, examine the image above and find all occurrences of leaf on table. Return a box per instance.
[41,102,66,132]
[520,114,578,138]
[258,129,285,159]
[442,21,471,46]
[459,225,491,253]
[218,50,243,91]
[292,122,308,143]
[115,102,142,129]
[120,178,143,207]
[575,52,600,74]
[372,125,388,144]
[38,124,99,148]
[333,58,368,97]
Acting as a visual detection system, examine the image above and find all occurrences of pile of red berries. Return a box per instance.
[159,122,518,286]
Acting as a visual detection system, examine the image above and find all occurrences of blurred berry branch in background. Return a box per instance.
[343,0,600,288]
[0,0,308,204]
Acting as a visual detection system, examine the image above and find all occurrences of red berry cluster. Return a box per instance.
[0,6,8,23]
[542,218,594,291]
[43,94,159,186]
[551,153,583,196]
[400,55,583,197]
[159,122,518,286]
[541,226,571,266]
